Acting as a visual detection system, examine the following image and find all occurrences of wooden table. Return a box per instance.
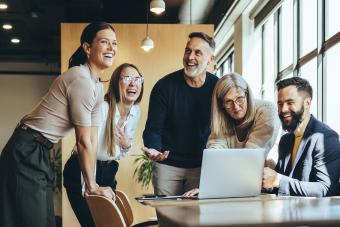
[138,195,340,226]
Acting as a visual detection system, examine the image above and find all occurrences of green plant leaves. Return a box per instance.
[50,145,62,194]
[133,154,153,189]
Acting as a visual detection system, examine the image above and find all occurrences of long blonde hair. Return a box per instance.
[104,63,144,156]
[210,73,255,138]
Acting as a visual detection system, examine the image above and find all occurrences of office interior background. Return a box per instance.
[1,0,340,226]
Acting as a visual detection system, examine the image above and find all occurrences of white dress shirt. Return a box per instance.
[96,101,140,161]
[79,101,140,194]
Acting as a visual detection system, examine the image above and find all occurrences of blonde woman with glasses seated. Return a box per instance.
[184,72,280,197]
[63,63,144,227]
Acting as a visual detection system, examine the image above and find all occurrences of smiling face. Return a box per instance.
[182,37,213,78]
[119,66,143,105]
[277,85,310,132]
[223,87,248,122]
[84,28,117,74]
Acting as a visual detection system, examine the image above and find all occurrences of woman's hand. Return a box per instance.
[86,185,116,201]
[115,124,130,149]
[183,188,199,197]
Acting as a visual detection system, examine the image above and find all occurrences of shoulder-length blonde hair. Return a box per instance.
[210,73,255,138]
[104,63,144,156]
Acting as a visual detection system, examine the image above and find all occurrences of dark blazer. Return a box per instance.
[275,115,340,197]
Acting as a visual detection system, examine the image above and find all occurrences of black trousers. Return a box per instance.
[0,127,55,227]
[63,154,119,227]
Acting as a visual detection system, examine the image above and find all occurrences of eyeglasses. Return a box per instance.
[224,96,246,109]
[121,75,144,85]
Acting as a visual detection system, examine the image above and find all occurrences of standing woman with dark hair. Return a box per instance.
[0,22,116,227]
[64,63,144,227]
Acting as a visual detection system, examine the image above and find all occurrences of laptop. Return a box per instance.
[135,148,265,201]
[198,148,266,199]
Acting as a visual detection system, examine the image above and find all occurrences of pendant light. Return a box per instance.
[141,0,154,52]
[150,0,165,15]
[141,36,154,52]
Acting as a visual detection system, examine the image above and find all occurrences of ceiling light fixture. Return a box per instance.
[0,2,8,10]
[3,24,12,30]
[141,36,154,52]
[141,0,154,52]
[150,0,165,15]
[11,38,20,44]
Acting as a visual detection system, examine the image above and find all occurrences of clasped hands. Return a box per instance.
[262,167,281,189]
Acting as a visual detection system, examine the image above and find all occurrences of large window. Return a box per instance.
[325,42,340,133]
[257,0,340,132]
[262,15,276,101]
[298,0,318,116]
[280,0,293,71]
[326,0,340,39]
[222,53,234,75]
[216,49,234,78]
[299,58,317,115]
[300,0,317,57]
[246,27,263,99]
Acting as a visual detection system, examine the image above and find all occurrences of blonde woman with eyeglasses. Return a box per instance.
[207,72,280,150]
[184,72,280,197]
[63,63,144,227]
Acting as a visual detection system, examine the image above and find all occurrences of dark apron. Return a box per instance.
[0,126,55,227]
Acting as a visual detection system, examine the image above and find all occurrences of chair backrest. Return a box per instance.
[115,190,134,226]
[86,194,127,227]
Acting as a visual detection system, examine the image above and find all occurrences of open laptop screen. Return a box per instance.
[198,148,266,199]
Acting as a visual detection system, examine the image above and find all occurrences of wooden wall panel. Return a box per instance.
[61,23,213,226]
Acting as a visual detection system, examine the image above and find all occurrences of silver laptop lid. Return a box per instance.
[198,148,266,199]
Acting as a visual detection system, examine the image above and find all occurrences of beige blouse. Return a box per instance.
[206,99,281,156]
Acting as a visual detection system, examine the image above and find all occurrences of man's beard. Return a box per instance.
[184,66,203,78]
[183,60,208,78]
[279,108,304,132]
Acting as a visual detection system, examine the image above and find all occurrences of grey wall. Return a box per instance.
[0,74,55,151]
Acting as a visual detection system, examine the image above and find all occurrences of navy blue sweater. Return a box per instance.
[143,69,218,168]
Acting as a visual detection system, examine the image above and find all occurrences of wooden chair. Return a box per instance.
[86,190,158,227]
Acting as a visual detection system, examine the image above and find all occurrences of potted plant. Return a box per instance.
[50,143,62,227]
[133,154,153,189]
